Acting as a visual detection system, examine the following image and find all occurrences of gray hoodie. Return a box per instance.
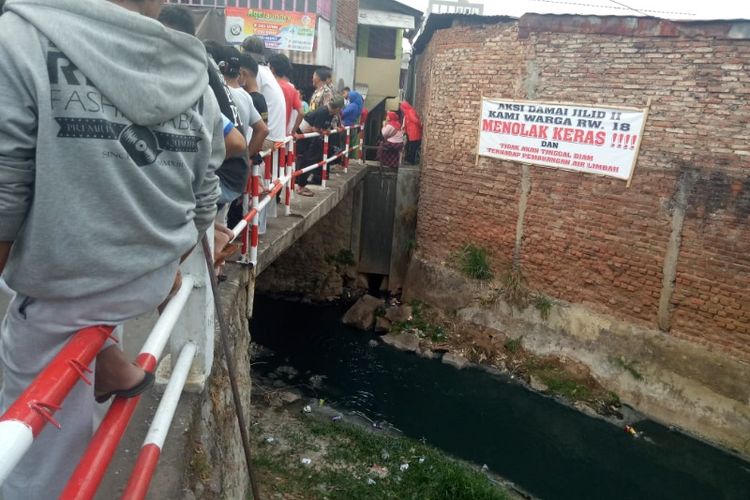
[0,0,224,299]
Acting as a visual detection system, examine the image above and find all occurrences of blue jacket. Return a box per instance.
[341,90,363,126]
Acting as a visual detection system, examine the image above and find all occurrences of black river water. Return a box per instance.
[251,296,750,500]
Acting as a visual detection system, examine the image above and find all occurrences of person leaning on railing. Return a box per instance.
[379,111,405,168]
[0,0,226,498]
[295,96,346,197]
[342,86,364,160]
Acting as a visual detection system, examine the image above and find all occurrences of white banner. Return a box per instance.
[478,98,648,180]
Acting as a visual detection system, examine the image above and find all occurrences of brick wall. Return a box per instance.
[413,15,750,361]
[335,0,359,49]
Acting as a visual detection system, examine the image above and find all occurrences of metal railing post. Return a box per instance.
[359,124,365,164]
[322,132,329,189]
[344,126,351,174]
[250,163,260,265]
[240,173,251,263]
[263,154,272,190]
[287,139,296,213]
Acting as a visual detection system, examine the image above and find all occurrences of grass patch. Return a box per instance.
[404,238,417,255]
[542,375,593,401]
[523,359,593,401]
[503,337,523,354]
[255,415,509,500]
[612,357,644,381]
[455,244,493,281]
[391,300,448,343]
[532,294,553,320]
[605,391,622,406]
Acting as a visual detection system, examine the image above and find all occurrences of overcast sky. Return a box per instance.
[395,0,750,20]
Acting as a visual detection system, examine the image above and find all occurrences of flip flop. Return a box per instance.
[297,187,314,197]
[95,371,155,404]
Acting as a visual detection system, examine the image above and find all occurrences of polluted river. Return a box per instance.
[251,295,750,500]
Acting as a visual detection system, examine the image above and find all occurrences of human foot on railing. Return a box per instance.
[94,345,155,403]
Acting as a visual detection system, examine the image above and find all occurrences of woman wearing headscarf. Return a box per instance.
[400,101,423,164]
[378,111,405,168]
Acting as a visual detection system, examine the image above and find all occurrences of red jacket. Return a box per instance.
[400,101,422,141]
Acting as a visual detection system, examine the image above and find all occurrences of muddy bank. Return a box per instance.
[402,256,750,459]
[249,371,519,500]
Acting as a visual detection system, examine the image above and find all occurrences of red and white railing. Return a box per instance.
[0,122,363,498]
[234,124,363,266]
[0,325,116,484]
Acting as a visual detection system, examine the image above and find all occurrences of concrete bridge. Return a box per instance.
[0,160,422,498]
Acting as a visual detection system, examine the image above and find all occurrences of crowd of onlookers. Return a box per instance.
[159,4,423,272]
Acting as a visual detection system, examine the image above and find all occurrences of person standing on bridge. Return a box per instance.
[0,0,225,498]
[310,67,336,112]
[342,86,364,160]
[268,53,305,136]
[241,36,287,153]
[379,111,405,168]
[295,96,346,196]
[400,100,423,165]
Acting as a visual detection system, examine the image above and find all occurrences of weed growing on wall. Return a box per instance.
[455,244,494,281]
[611,357,644,380]
[501,267,529,308]
[532,294,553,320]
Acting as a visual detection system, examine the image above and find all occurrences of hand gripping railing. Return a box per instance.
[0,121,365,499]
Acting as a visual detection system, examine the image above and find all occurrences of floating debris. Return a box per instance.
[301,458,312,465]
[332,415,343,422]
[302,405,312,414]
[418,457,426,464]
[400,463,410,472]
[264,436,275,444]
[366,478,376,485]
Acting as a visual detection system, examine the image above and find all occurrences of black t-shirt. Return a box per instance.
[304,107,334,131]
[207,60,247,194]
[250,92,268,125]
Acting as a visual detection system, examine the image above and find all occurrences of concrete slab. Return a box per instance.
[255,162,369,275]
[0,161,369,497]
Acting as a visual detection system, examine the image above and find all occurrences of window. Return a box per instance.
[367,27,397,60]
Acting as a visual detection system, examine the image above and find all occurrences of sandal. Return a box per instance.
[297,187,314,197]
[95,371,155,404]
